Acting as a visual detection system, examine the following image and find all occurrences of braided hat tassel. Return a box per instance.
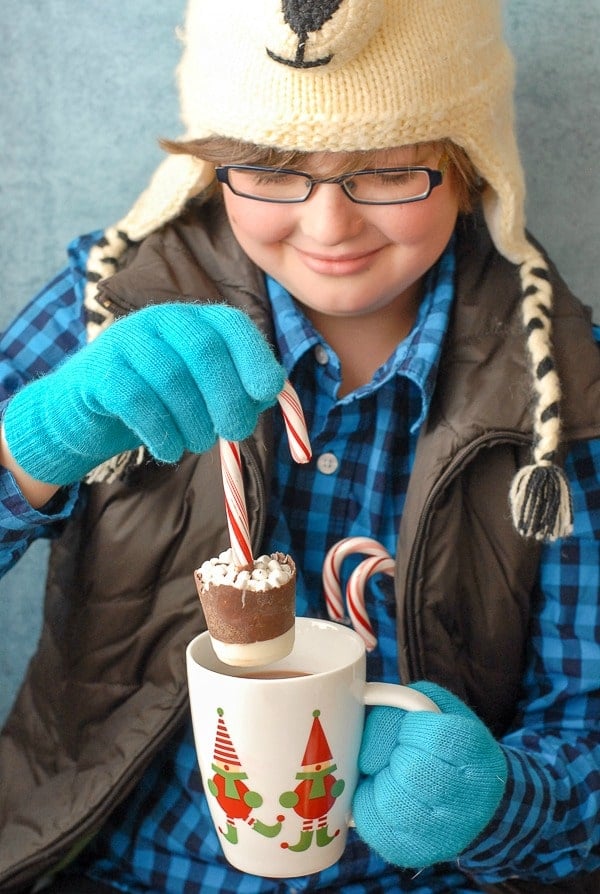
[509,255,573,541]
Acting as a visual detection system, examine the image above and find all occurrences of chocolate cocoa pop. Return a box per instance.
[194,380,310,667]
[195,549,296,666]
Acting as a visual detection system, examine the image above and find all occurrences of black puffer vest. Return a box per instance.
[1,200,599,892]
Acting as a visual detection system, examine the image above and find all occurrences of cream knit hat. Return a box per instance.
[85,0,572,541]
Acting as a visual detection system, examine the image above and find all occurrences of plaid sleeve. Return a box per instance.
[0,234,95,575]
[459,437,600,884]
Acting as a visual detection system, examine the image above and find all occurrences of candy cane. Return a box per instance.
[323,536,392,621]
[220,380,311,567]
[347,554,395,651]
[277,379,312,464]
[323,536,395,651]
[219,437,253,568]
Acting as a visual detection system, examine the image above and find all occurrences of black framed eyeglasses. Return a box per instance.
[215,157,448,206]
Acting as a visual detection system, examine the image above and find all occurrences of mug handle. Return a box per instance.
[363,681,441,713]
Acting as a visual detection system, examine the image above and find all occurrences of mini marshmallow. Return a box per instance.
[198,548,293,593]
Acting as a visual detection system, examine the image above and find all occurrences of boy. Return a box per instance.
[0,2,599,892]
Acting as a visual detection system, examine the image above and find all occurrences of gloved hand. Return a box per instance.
[3,303,286,485]
[353,681,507,868]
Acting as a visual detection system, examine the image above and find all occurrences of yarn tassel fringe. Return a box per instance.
[509,462,573,542]
[83,447,146,484]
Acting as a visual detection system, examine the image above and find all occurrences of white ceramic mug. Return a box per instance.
[186,617,439,878]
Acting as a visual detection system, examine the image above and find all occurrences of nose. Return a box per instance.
[299,183,365,245]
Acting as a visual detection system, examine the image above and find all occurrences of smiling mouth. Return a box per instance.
[296,247,380,274]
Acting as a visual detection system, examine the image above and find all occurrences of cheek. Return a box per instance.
[223,191,294,244]
[375,188,460,246]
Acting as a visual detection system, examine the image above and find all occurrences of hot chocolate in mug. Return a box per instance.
[186,617,439,878]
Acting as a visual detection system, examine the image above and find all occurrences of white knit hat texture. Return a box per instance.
[84,0,572,541]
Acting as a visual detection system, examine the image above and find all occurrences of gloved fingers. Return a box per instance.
[63,407,145,462]
[126,340,221,453]
[388,725,498,807]
[353,774,451,867]
[106,304,285,441]
[408,681,479,719]
[395,710,504,769]
[357,683,458,777]
[103,321,258,452]
[357,681,463,777]
[97,366,187,463]
[352,776,416,865]
[208,393,270,443]
[172,324,280,441]
[365,750,505,856]
[353,683,508,870]
[353,774,490,869]
[79,303,285,461]
[359,685,490,771]
[186,346,271,441]
[184,304,286,402]
[359,706,406,775]
[359,684,506,784]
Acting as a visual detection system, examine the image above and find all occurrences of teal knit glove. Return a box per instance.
[353,681,507,868]
[3,303,285,485]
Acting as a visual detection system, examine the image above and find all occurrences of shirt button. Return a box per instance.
[314,344,329,365]
[317,452,339,474]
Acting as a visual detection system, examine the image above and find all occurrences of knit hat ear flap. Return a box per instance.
[84,153,214,339]
[80,153,214,484]
[509,251,573,541]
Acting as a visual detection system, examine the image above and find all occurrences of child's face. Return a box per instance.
[222,145,460,320]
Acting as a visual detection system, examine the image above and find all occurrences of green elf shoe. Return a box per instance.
[219,822,238,844]
[249,815,285,838]
[282,829,314,852]
[316,825,340,847]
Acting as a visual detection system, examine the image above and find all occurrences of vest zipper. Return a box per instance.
[96,289,139,317]
[402,429,532,680]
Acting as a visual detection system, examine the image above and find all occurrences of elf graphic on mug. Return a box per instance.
[279,709,345,851]
[207,708,284,844]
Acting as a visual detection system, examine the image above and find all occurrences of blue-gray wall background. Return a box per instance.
[0,2,598,722]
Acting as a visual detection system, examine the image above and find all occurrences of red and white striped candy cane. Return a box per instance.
[347,554,395,651]
[277,379,312,464]
[220,380,311,567]
[323,536,392,623]
[219,437,253,568]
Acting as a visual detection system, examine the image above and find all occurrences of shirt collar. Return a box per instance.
[266,236,455,432]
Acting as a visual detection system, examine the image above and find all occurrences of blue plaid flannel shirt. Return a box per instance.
[0,232,598,892]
